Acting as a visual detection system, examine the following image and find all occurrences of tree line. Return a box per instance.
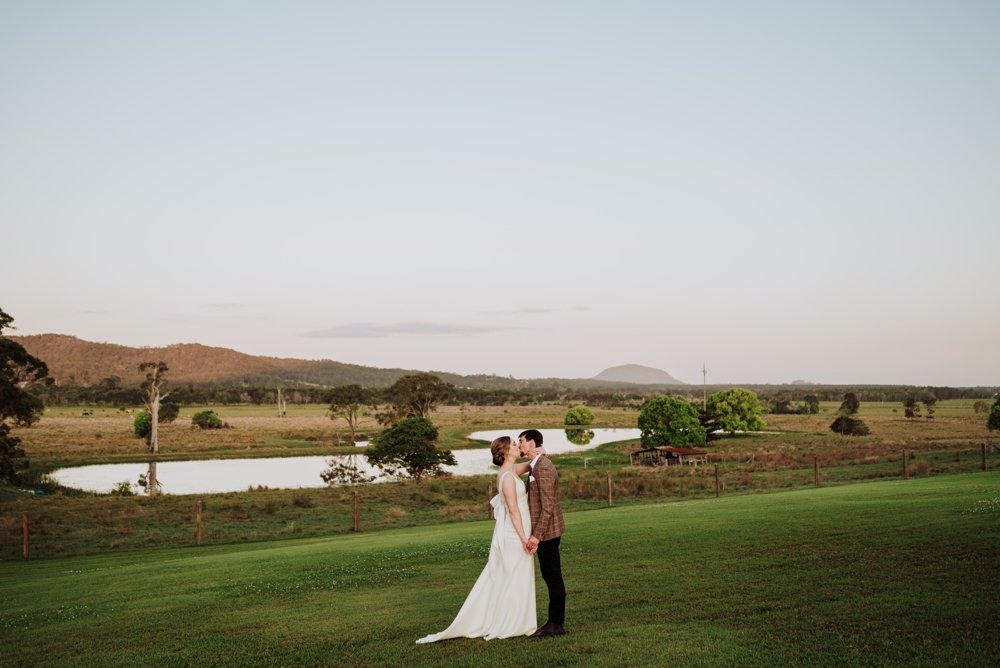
[24,380,995,410]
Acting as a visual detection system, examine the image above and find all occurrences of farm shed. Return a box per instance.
[630,446,708,467]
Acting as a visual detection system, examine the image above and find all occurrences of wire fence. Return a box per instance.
[4,443,997,562]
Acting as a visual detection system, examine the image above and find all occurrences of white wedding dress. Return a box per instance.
[416,470,537,643]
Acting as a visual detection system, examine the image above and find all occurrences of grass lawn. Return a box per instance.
[2,472,997,666]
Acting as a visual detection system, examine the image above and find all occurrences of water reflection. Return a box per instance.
[137,462,163,495]
[47,428,640,495]
[564,429,595,445]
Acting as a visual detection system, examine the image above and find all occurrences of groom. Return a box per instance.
[519,429,567,638]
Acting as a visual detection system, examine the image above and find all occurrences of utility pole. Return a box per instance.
[702,361,707,407]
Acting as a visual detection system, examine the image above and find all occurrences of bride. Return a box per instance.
[416,436,537,643]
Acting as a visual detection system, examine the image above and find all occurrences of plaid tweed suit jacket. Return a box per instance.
[527,455,565,542]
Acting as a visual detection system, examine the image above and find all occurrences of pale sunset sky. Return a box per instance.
[2,1,998,386]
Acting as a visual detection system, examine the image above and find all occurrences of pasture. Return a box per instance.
[1,474,997,666]
[2,400,997,561]
[12,400,994,471]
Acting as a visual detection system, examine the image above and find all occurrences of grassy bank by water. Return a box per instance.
[5,442,996,562]
[2,473,997,666]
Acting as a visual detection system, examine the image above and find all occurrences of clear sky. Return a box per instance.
[2,1,998,386]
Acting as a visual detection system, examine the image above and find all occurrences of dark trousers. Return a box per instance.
[536,536,566,624]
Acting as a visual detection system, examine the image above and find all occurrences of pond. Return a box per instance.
[46,428,640,495]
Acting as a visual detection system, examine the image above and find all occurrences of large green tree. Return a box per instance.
[638,396,707,447]
[0,308,50,483]
[988,397,1000,432]
[377,373,454,426]
[706,388,766,435]
[365,416,456,482]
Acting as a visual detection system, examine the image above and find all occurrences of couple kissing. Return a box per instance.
[416,429,567,643]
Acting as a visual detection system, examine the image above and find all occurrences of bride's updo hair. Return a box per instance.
[490,436,512,466]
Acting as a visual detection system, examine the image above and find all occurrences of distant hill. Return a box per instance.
[11,334,677,391]
[11,334,427,388]
[592,364,686,385]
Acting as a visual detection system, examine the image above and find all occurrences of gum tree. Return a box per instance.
[329,384,370,442]
[0,308,50,483]
[830,392,870,436]
[138,361,171,454]
[365,416,456,483]
[377,373,454,426]
[137,361,171,495]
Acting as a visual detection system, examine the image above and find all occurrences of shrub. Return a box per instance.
[192,410,224,430]
[110,480,136,496]
[830,415,871,436]
[565,405,595,426]
[133,404,180,441]
[133,410,152,440]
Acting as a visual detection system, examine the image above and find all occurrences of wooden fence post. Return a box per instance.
[353,491,360,532]
[22,511,29,561]
[195,500,203,546]
[607,472,613,507]
[714,465,721,497]
[902,450,908,479]
[814,456,820,487]
[487,481,494,520]
[983,443,989,472]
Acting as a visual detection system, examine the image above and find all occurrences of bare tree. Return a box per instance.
[277,387,287,417]
[139,362,171,456]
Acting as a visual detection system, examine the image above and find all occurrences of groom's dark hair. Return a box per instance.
[519,429,543,446]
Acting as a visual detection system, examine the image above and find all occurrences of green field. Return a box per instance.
[5,398,998,563]
[2,473,997,666]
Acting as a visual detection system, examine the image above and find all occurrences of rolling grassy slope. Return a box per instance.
[2,473,997,666]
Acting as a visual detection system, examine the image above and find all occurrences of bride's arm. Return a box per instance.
[501,474,530,548]
[514,447,545,475]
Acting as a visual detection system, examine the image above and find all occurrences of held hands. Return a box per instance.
[524,536,540,555]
